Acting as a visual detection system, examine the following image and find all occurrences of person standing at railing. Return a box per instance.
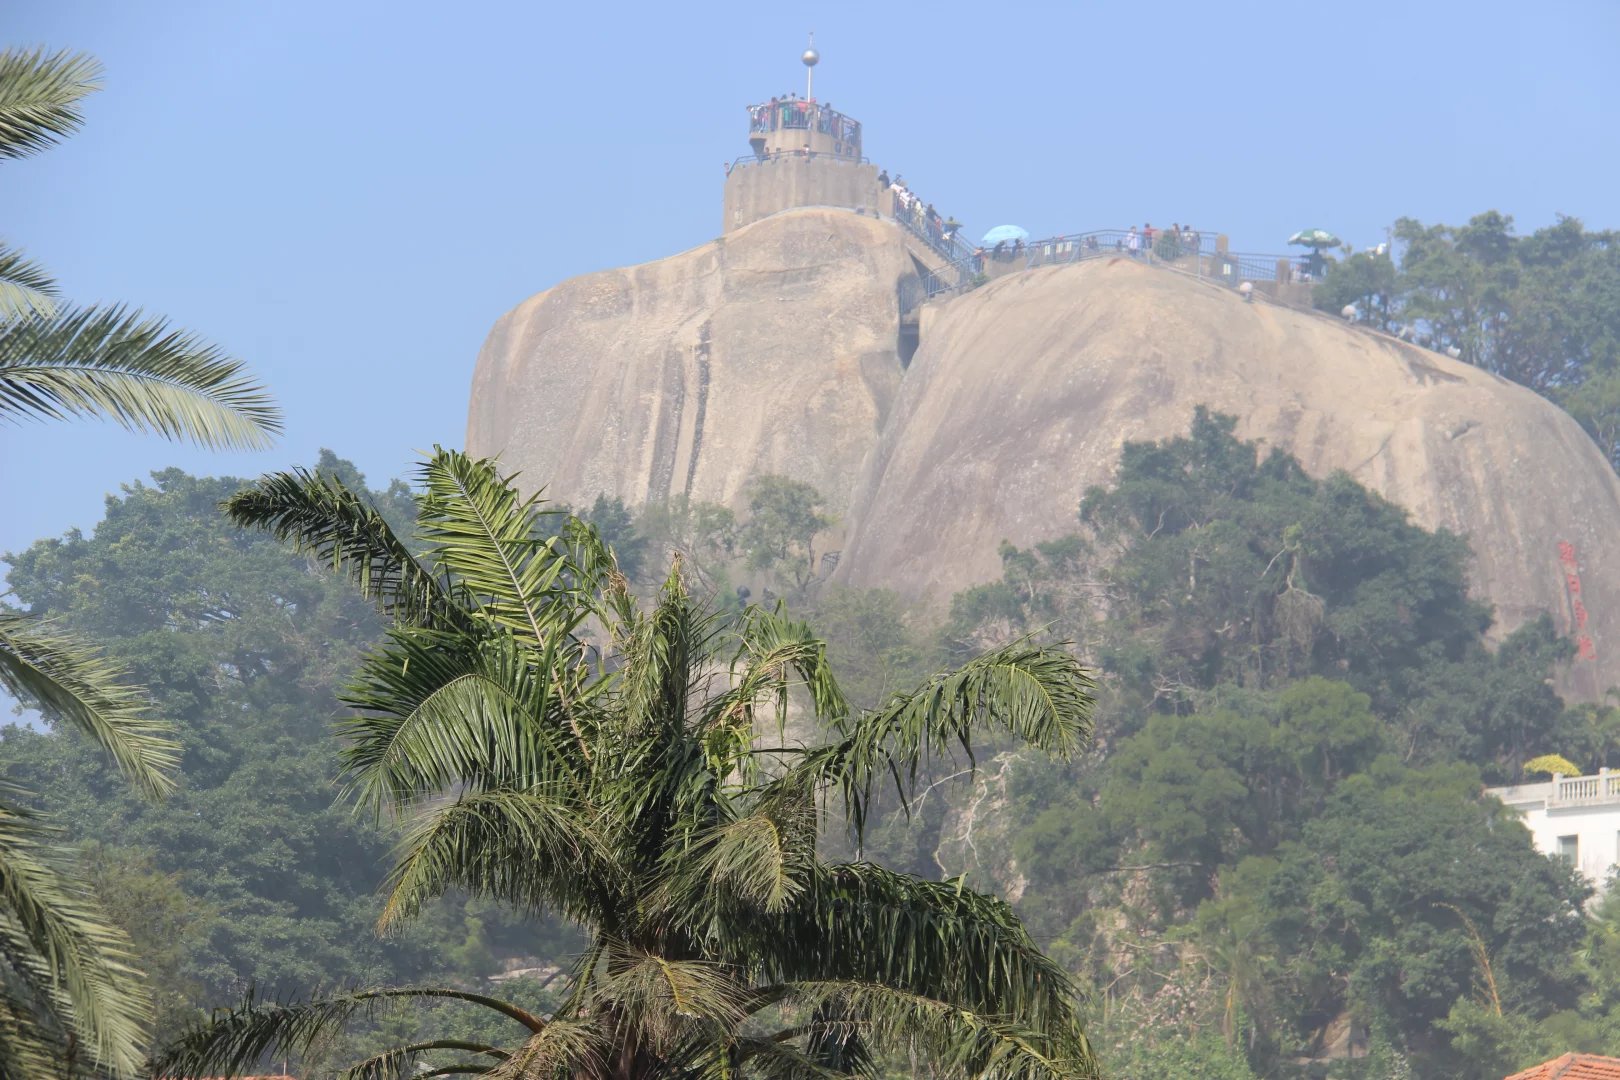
[1126,226,1141,257]
[1143,223,1157,258]
[877,169,890,187]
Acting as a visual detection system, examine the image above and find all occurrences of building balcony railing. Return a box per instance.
[1487,770,1620,809]
[1552,771,1620,805]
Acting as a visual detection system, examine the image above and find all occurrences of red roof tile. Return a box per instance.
[1506,1053,1620,1080]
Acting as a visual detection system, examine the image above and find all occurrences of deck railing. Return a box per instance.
[916,228,1315,301]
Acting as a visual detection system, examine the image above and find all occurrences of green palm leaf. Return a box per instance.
[483,1019,605,1080]
[152,985,544,1079]
[223,465,468,631]
[0,783,151,1078]
[0,243,58,320]
[416,449,592,647]
[805,641,1095,836]
[378,786,617,932]
[0,986,72,1080]
[753,862,1080,1030]
[701,607,849,743]
[0,48,101,161]
[780,981,1100,1080]
[0,610,178,798]
[339,627,595,809]
[0,304,281,449]
[341,1038,509,1080]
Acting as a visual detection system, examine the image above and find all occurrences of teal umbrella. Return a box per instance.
[982,225,1029,245]
[1288,228,1340,248]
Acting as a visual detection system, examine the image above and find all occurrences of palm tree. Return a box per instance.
[0,47,281,1077]
[154,449,1102,1080]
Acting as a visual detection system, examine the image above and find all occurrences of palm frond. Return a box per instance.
[341,1038,508,1080]
[0,48,101,161]
[585,944,748,1054]
[378,786,619,933]
[483,1019,606,1080]
[697,609,848,779]
[778,981,1100,1080]
[224,466,466,631]
[0,610,177,798]
[0,304,281,449]
[723,1034,852,1080]
[621,564,710,740]
[339,630,573,809]
[152,985,543,1078]
[0,784,151,1078]
[0,243,58,320]
[649,777,819,926]
[804,641,1095,837]
[0,984,73,1080]
[416,449,591,649]
[741,862,1080,1036]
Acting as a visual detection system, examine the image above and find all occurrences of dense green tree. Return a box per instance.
[0,47,279,1078]
[1,461,485,1043]
[156,449,1102,1080]
[949,410,1502,726]
[806,587,934,710]
[1315,212,1620,469]
[637,495,739,597]
[582,494,650,582]
[739,475,834,595]
[1246,760,1587,1068]
[1314,249,1400,331]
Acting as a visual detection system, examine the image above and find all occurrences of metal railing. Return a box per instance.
[889,201,976,274]
[916,227,1316,300]
[727,152,871,171]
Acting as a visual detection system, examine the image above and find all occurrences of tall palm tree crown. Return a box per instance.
[155,449,1103,1080]
[0,47,281,1078]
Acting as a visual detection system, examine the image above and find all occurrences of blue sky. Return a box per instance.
[3,0,1618,563]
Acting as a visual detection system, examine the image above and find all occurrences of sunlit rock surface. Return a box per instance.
[467,208,912,516]
[471,214,1620,698]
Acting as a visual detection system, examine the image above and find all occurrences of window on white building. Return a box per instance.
[1557,835,1579,865]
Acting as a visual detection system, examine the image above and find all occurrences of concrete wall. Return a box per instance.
[722,158,883,233]
[1490,777,1620,889]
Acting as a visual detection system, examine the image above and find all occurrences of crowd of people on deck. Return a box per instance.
[747,95,861,145]
[877,170,960,251]
[1119,222,1202,258]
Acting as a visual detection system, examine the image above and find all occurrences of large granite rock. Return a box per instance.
[470,214,1620,698]
[467,208,914,515]
[837,257,1620,697]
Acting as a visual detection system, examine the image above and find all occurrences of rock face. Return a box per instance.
[466,208,916,516]
[837,257,1620,697]
[470,212,1620,698]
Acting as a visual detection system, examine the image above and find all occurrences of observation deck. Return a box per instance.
[747,98,863,161]
[723,97,881,234]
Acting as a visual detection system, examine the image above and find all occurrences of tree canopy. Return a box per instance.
[152,449,1102,1080]
[1315,212,1620,468]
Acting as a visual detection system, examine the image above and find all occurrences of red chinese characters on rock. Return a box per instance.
[1558,541,1599,661]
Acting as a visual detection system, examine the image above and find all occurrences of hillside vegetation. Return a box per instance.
[9,413,1620,1077]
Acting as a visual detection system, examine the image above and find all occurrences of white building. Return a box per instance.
[1487,770,1620,890]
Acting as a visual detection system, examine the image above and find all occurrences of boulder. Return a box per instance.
[838,257,1620,697]
[466,208,915,516]
[470,214,1620,698]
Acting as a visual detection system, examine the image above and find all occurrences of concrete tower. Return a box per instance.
[722,44,883,233]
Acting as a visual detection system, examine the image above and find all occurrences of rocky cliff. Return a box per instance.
[468,209,1620,698]
[467,209,915,516]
